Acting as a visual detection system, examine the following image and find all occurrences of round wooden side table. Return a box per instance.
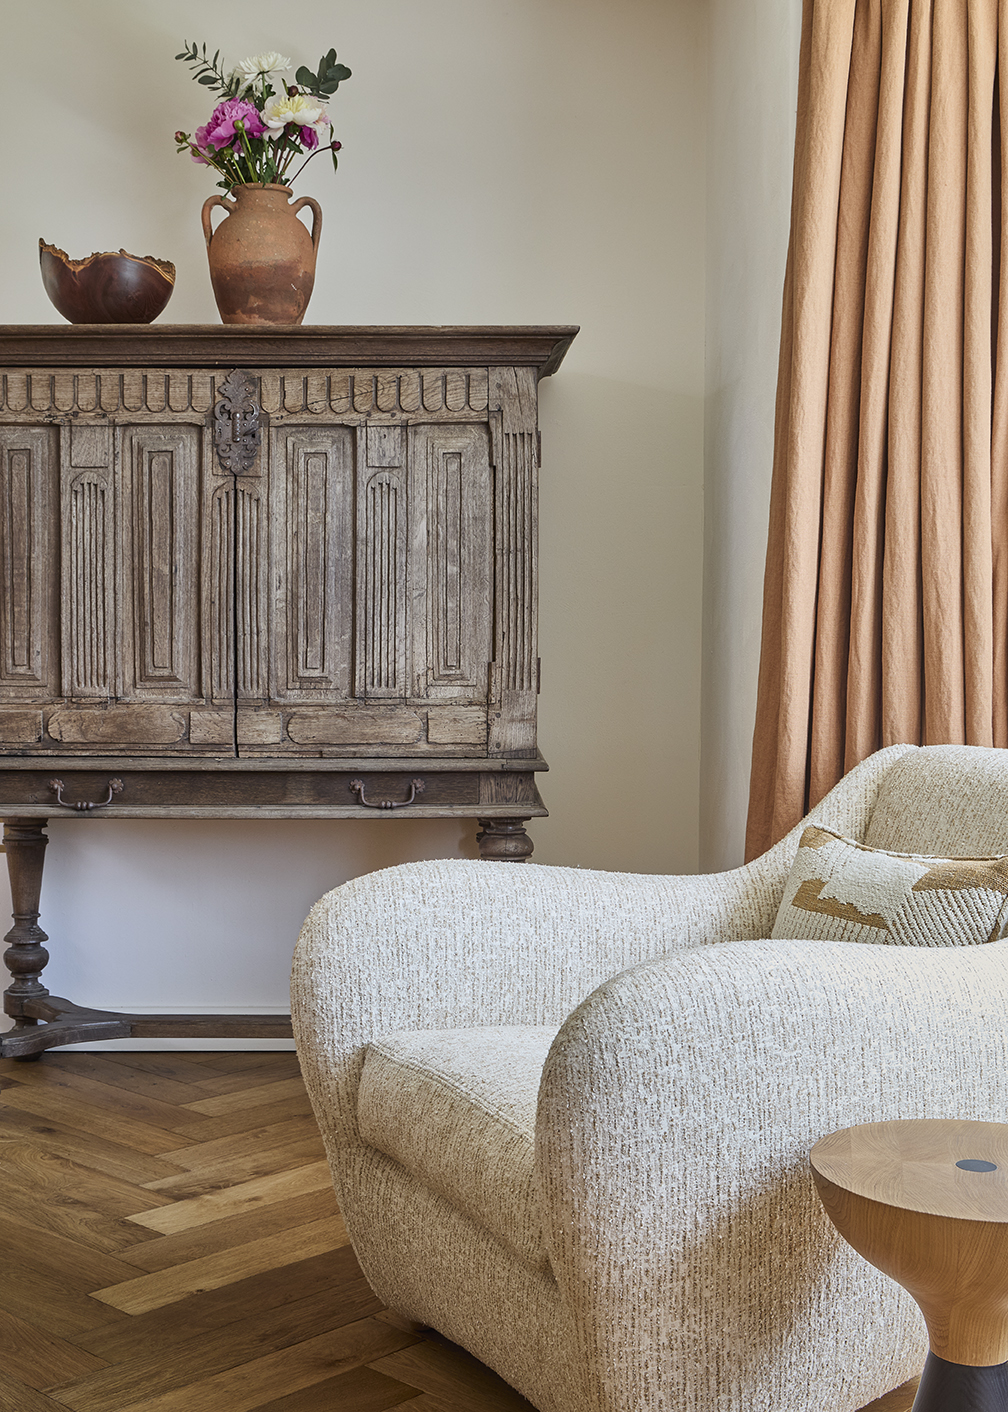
[811,1119,1008,1412]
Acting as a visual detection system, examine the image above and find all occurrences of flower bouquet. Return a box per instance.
[174,43,350,191]
[174,42,352,325]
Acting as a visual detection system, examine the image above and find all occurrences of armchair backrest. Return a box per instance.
[864,745,1008,856]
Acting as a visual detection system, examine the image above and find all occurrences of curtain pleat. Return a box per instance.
[994,15,1008,745]
[745,0,1006,860]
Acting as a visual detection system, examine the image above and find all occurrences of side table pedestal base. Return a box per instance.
[913,1353,1008,1412]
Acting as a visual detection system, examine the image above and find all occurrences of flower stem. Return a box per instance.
[286,142,326,186]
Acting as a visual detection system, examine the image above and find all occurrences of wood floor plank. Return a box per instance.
[76,1245,381,1362]
[0,1138,175,1218]
[0,1103,188,1186]
[157,1093,317,1142]
[0,1368,70,1410]
[127,1160,333,1235]
[0,1082,199,1156]
[142,1134,325,1198]
[183,1076,309,1116]
[0,1265,127,1340]
[147,1117,320,1176]
[90,1214,350,1314]
[86,1053,237,1083]
[369,1345,538,1412]
[856,1382,920,1412]
[0,1211,149,1292]
[188,1060,306,1098]
[49,1287,399,1412]
[0,1167,157,1256]
[386,1400,458,1412]
[182,1052,300,1074]
[4,1063,220,1140]
[250,1365,420,1411]
[115,1186,341,1273]
[41,1053,215,1106]
[0,1307,109,1392]
[105,1318,415,1412]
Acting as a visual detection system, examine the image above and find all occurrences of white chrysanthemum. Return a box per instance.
[262,91,328,132]
[238,51,290,78]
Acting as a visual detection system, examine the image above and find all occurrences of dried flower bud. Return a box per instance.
[331,140,342,151]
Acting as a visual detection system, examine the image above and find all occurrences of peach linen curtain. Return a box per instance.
[745,0,1008,860]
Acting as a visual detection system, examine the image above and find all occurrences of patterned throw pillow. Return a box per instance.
[771,825,1008,947]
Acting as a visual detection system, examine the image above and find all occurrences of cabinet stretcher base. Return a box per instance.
[3,996,295,1060]
[0,757,546,1058]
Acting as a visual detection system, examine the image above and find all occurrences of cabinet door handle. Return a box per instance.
[348,778,426,810]
[49,778,124,811]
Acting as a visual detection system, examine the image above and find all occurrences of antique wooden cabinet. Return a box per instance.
[0,325,576,1057]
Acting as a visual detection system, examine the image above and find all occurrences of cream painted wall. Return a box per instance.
[0,0,705,1038]
[700,0,801,870]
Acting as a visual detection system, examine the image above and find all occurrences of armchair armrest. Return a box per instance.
[535,937,1008,1412]
[292,856,768,1153]
[291,744,915,1160]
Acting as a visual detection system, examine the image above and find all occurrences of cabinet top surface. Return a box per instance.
[0,324,578,376]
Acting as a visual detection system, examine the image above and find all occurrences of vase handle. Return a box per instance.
[290,196,323,254]
[201,193,235,249]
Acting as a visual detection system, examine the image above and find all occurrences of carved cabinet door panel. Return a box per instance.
[356,422,408,704]
[48,422,209,754]
[408,422,492,753]
[237,423,355,753]
[0,425,58,750]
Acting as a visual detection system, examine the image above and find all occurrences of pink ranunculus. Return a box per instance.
[199,99,267,153]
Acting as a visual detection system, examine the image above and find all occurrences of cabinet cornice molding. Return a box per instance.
[0,325,579,377]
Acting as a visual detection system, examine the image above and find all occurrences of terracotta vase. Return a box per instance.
[201,183,322,325]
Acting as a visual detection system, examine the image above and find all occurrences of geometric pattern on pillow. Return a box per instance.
[771,824,1008,946]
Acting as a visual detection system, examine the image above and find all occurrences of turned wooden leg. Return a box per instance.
[2,819,51,1045]
[476,817,534,862]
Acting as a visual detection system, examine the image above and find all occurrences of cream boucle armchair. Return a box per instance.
[291,744,1008,1412]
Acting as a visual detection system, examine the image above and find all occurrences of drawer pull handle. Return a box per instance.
[49,778,124,812]
[349,778,426,810]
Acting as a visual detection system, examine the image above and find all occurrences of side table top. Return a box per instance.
[811,1118,1008,1224]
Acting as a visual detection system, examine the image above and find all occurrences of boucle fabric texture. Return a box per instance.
[358,1026,558,1270]
[865,744,1008,854]
[335,1143,586,1412]
[771,825,1008,946]
[536,940,1008,1411]
[290,742,1008,1412]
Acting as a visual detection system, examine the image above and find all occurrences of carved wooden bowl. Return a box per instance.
[39,240,175,323]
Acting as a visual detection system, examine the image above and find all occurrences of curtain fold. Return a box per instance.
[745,0,1007,859]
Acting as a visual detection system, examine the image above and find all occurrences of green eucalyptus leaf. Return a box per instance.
[198,73,218,85]
[295,66,314,86]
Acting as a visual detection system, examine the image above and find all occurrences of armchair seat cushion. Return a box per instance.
[357,1025,559,1272]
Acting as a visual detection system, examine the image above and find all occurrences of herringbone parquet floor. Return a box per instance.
[0,1049,538,1412]
[0,1048,917,1412]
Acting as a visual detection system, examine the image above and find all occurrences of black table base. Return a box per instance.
[913,1352,1008,1412]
